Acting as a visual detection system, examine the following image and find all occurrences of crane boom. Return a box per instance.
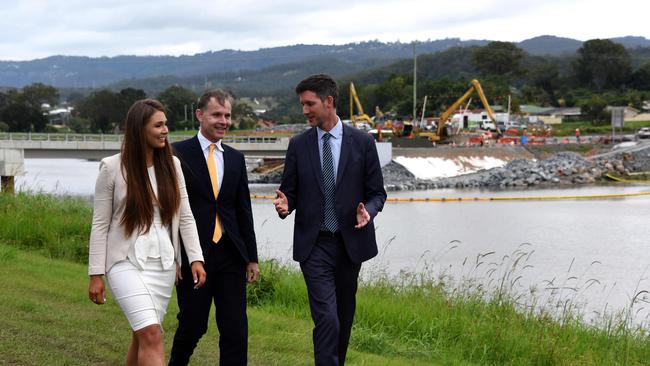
[349,82,373,125]
[436,79,496,138]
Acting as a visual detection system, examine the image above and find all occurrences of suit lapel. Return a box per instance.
[307,128,325,196]
[188,136,216,200]
[220,145,234,200]
[336,124,352,188]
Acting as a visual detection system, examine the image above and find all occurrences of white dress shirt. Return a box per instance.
[316,117,343,183]
[197,131,224,233]
[197,131,225,188]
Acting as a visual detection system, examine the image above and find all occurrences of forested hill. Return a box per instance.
[2,36,649,89]
[0,39,488,88]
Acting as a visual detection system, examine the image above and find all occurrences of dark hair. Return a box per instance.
[295,74,338,107]
[197,89,234,110]
[120,98,180,236]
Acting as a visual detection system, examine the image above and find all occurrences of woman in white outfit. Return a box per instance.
[88,99,206,366]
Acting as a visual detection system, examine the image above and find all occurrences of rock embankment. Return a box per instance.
[386,142,650,190]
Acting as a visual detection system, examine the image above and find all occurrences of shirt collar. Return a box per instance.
[317,116,343,140]
[197,130,224,152]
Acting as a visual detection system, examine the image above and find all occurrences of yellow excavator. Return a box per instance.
[421,79,497,142]
[349,82,374,127]
[349,82,395,141]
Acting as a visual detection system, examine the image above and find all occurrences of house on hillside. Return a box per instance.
[606,106,650,122]
[44,107,74,126]
[256,118,277,129]
[519,105,581,124]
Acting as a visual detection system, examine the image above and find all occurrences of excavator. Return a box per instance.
[349,82,374,128]
[420,79,497,142]
[349,82,394,140]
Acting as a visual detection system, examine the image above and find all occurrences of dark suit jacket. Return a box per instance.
[279,123,387,264]
[173,136,258,264]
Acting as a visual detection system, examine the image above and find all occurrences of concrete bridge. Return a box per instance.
[0,133,291,159]
[0,133,392,192]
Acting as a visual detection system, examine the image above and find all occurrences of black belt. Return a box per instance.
[318,230,341,238]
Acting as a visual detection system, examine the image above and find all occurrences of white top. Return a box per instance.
[127,166,175,270]
[88,154,204,276]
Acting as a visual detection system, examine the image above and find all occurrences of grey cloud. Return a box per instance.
[0,0,645,60]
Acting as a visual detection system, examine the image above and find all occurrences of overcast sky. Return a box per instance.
[1,0,647,61]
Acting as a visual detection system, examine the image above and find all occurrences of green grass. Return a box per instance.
[0,244,425,365]
[0,193,91,262]
[2,193,650,365]
[551,120,650,136]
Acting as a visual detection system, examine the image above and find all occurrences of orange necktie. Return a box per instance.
[207,144,222,243]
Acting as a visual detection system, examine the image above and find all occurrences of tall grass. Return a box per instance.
[0,192,91,262]
[251,254,650,364]
[3,192,650,364]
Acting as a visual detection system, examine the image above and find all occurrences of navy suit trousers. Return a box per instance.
[169,234,247,366]
[300,233,361,366]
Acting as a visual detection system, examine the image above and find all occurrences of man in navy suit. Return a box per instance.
[169,89,260,366]
[274,74,386,365]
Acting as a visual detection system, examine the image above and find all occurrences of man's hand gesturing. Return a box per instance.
[274,189,290,218]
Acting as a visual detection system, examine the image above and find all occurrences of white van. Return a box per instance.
[479,121,497,131]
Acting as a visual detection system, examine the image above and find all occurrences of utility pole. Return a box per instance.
[191,103,195,130]
[420,95,428,129]
[413,42,417,121]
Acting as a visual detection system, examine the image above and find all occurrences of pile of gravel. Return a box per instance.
[593,143,650,173]
[248,169,284,184]
[434,152,600,188]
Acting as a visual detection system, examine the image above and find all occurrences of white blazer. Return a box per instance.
[88,153,204,275]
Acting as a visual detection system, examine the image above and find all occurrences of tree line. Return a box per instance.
[262,39,650,125]
[0,84,257,133]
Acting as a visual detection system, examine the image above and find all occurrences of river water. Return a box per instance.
[15,158,650,325]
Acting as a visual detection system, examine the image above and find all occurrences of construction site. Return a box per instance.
[344,78,635,148]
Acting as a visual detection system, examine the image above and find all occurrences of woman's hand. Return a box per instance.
[191,261,206,289]
[175,264,182,286]
[88,275,106,305]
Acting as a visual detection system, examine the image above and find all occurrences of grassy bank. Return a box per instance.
[0,244,425,365]
[551,120,650,136]
[2,193,650,365]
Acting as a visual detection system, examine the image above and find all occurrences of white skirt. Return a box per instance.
[106,258,176,331]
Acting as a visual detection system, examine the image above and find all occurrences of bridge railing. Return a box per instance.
[0,133,124,142]
[0,133,283,144]
[167,136,282,144]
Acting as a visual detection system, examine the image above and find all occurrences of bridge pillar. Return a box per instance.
[0,148,24,194]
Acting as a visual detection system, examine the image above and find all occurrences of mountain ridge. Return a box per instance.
[1,36,649,89]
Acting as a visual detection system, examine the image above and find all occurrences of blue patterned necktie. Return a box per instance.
[321,132,339,232]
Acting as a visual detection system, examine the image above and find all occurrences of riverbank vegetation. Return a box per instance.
[2,192,650,365]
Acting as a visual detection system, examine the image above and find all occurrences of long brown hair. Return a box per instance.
[120,99,180,235]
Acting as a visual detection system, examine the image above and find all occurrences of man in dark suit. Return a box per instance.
[274,74,386,365]
[169,89,260,366]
